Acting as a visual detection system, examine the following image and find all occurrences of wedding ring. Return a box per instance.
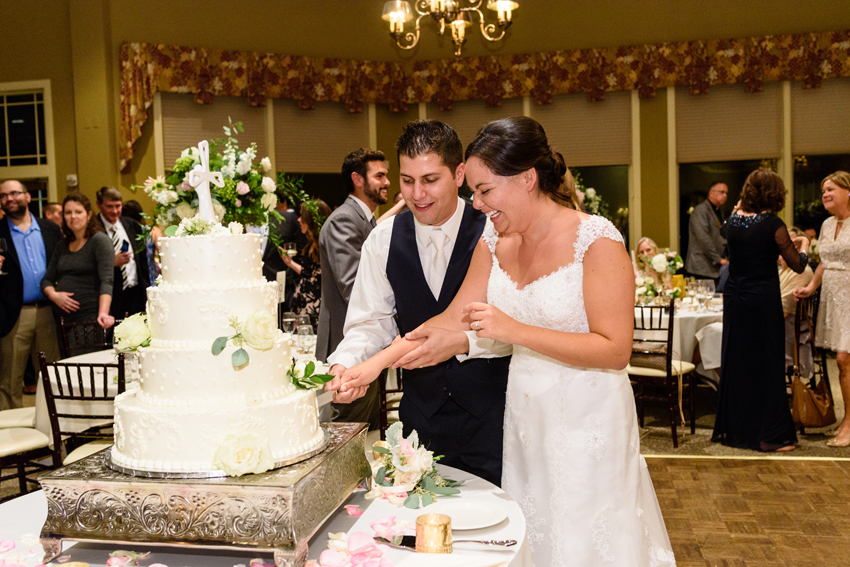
[474,321,480,330]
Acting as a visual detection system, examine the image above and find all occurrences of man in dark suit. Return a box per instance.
[316,147,389,427]
[685,181,729,282]
[262,194,303,311]
[0,180,62,409]
[95,186,149,318]
[327,121,511,486]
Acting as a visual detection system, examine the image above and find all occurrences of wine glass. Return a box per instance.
[297,324,315,353]
[296,314,311,328]
[282,311,297,334]
[0,238,7,275]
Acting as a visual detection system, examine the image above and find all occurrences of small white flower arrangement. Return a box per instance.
[367,422,462,509]
[113,313,151,351]
[288,357,334,390]
[212,433,275,476]
[212,310,278,369]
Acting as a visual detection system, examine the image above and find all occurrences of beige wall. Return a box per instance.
[2,0,850,238]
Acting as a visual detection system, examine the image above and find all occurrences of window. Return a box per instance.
[1,91,47,167]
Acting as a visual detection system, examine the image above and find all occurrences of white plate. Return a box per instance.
[428,499,509,530]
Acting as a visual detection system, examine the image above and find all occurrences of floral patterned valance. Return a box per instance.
[120,30,850,170]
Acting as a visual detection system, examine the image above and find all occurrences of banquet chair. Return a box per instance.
[0,407,36,429]
[378,368,403,441]
[38,351,126,466]
[793,292,834,435]
[0,421,56,502]
[59,316,124,359]
[627,303,696,448]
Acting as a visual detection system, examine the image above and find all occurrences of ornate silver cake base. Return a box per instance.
[38,422,371,567]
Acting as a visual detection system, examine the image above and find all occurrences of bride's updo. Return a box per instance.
[465,116,577,209]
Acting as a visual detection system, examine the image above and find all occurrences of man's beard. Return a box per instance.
[364,183,388,206]
[1,202,27,220]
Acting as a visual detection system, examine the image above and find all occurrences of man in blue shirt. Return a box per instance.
[0,180,62,410]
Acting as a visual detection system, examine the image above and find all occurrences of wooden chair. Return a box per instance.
[38,351,125,466]
[627,303,696,448]
[378,368,403,441]
[59,317,123,358]
[794,291,834,434]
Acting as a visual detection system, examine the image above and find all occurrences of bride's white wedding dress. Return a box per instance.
[485,216,675,567]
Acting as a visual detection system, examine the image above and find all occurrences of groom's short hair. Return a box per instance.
[396,120,463,173]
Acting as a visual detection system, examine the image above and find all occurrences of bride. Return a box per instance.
[330,117,674,566]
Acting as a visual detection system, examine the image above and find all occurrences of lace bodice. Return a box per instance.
[484,215,625,334]
[820,216,850,271]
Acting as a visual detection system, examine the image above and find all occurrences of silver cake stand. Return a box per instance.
[38,422,371,567]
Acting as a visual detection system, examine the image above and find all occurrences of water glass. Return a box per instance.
[296,324,315,353]
[282,311,297,334]
[296,314,312,327]
[284,242,298,257]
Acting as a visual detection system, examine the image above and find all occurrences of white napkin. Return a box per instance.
[396,555,509,567]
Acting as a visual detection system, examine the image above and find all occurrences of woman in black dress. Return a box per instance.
[279,200,331,327]
[712,169,810,451]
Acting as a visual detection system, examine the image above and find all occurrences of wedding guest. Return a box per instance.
[686,181,729,282]
[122,199,161,285]
[713,169,809,452]
[43,202,63,227]
[316,147,389,429]
[279,200,331,327]
[41,194,115,351]
[0,180,62,410]
[263,193,304,311]
[95,187,149,317]
[794,171,850,447]
[634,236,661,286]
[780,227,814,377]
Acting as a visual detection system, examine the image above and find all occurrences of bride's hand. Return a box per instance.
[464,301,518,344]
[334,361,382,402]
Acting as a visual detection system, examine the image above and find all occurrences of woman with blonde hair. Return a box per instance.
[794,171,850,447]
[634,236,661,285]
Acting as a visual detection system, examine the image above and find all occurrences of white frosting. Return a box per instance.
[112,228,323,475]
[146,281,278,342]
[112,388,324,473]
[158,232,264,286]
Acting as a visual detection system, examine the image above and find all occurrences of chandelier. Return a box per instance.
[381,1,519,56]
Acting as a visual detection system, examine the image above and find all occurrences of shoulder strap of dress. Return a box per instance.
[573,215,625,264]
[482,218,498,254]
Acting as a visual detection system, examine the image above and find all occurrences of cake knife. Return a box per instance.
[374,535,517,551]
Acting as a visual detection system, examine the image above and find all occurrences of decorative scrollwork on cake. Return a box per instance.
[148,290,169,326]
[196,300,233,328]
[298,397,319,434]
[115,413,125,452]
[262,284,278,310]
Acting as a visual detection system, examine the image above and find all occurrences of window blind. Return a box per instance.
[791,78,850,155]
[427,98,525,150]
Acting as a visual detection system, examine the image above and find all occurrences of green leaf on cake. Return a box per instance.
[232,347,250,368]
[212,336,228,356]
[164,225,178,237]
[403,494,420,509]
[304,361,315,376]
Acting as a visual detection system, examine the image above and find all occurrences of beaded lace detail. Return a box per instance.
[816,216,850,352]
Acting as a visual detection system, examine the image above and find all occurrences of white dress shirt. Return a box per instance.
[100,215,138,288]
[327,196,512,370]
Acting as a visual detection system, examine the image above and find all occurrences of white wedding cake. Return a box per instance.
[111,229,325,475]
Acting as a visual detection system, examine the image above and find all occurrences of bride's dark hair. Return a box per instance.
[465,117,577,209]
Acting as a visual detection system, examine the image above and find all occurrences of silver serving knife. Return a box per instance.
[375,535,517,551]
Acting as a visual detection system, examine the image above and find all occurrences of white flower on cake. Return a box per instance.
[228,221,244,235]
[288,357,334,390]
[113,313,150,351]
[242,310,277,351]
[261,176,276,193]
[175,202,197,220]
[212,433,275,476]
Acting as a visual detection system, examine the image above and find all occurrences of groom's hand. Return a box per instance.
[324,364,346,392]
[392,327,467,370]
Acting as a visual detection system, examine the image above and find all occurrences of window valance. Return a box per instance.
[120,30,850,169]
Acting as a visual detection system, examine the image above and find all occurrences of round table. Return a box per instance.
[0,464,529,567]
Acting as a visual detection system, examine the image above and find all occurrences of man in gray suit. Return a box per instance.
[316,148,389,426]
[685,181,729,281]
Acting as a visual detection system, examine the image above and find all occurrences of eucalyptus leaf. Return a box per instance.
[381,480,393,487]
[376,466,386,485]
[211,336,228,355]
[232,348,250,368]
[164,225,178,237]
[403,494,420,509]
[431,486,461,496]
[421,475,437,491]
[421,493,434,507]
[372,445,391,455]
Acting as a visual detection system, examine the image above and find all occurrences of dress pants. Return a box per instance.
[0,305,61,410]
[399,395,504,487]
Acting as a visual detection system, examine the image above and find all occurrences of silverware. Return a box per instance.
[374,536,517,551]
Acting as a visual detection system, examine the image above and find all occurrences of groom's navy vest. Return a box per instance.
[386,203,510,419]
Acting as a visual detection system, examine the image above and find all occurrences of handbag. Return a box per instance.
[790,306,836,428]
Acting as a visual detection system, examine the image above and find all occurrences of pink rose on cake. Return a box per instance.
[212,433,275,476]
[242,310,278,351]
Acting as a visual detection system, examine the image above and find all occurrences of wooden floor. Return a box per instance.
[646,456,850,567]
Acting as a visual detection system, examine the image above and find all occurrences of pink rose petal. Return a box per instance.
[0,541,14,553]
[347,532,378,556]
[345,505,363,517]
[318,549,348,567]
[56,556,72,563]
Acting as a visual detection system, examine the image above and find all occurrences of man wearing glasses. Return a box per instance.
[0,180,62,409]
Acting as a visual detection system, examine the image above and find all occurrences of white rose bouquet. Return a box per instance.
[211,310,280,369]
[212,433,275,476]
[368,422,462,509]
[113,313,151,351]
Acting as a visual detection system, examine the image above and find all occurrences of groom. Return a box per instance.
[327,120,511,486]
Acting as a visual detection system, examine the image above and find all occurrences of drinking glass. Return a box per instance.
[0,238,7,275]
[296,314,312,328]
[711,293,723,312]
[297,324,315,353]
[282,311,297,334]
[700,279,716,296]
[284,242,298,257]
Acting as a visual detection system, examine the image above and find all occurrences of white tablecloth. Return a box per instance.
[673,310,723,364]
[0,464,529,567]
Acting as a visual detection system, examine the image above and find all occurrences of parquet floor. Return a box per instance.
[646,456,850,567]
